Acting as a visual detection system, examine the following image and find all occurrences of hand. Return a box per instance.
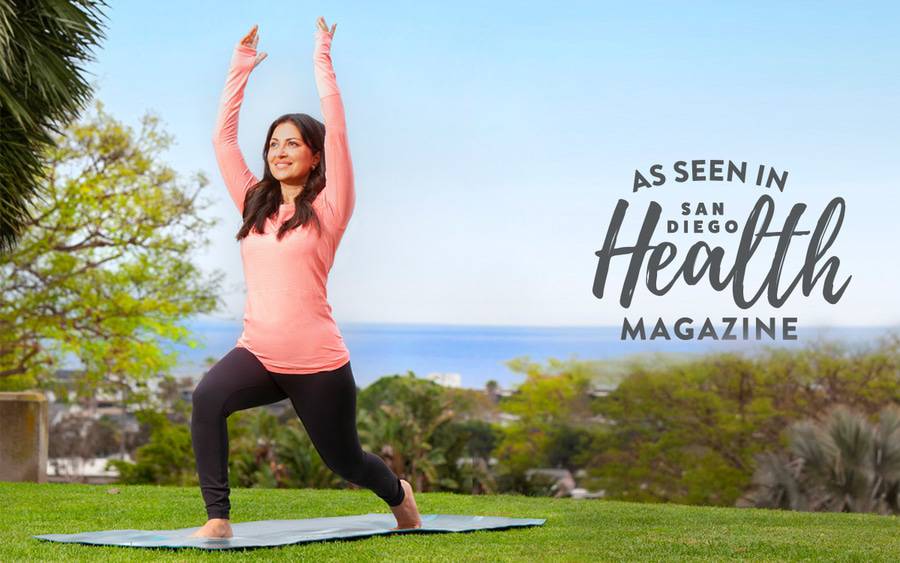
[239,24,267,69]
[317,16,336,36]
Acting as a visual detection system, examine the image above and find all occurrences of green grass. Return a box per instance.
[1,482,898,561]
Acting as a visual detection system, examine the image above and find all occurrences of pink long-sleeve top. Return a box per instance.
[212,29,354,374]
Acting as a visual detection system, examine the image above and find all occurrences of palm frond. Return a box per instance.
[0,0,109,253]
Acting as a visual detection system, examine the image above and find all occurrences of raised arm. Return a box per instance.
[212,30,265,215]
[313,23,355,231]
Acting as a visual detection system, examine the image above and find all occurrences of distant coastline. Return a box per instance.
[153,319,898,389]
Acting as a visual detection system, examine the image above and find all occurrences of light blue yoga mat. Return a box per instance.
[34,513,546,550]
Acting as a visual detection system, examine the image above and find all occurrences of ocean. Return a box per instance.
[164,319,897,389]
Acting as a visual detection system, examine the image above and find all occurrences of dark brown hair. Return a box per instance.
[235,113,326,241]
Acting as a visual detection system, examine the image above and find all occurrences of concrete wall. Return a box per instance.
[0,392,48,482]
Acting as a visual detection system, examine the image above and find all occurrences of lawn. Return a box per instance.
[1,482,897,561]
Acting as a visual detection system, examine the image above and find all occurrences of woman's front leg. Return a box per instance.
[189,347,287,534]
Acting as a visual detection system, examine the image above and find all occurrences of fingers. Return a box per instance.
[243,18,337,56]
[254,52,267,68]
[316,16,336,36]
[241,24,258,46]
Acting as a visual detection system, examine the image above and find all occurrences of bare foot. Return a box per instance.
[390,479,422,530]
[189,518,233,538]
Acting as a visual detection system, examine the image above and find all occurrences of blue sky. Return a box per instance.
[82,1,899,327]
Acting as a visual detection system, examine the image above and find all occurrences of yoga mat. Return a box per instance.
[33,513,546,550]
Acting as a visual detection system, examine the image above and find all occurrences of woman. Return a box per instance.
[189,17,421,538]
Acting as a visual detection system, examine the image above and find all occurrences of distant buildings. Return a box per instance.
[48,456,128,484]
[40,364,617,498]
[525,468,605,499]
[425,372,462,388]
[589,382,617,397]
[44,367,196,483]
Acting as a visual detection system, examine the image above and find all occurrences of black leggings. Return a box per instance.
[190,346,404,519]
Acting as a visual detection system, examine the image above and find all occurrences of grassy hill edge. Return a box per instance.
[0,482,897,561]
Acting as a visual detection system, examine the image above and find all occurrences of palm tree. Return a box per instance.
[276,420,343,489]
[0,0,108,252]
[485,379,500,404]
[228,408,343,490]
[379,401,455,492]
[740,404,900,514]
[357,380,457,492]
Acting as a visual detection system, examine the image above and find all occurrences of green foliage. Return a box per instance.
[106,373,497,494]
[458,419,498,459]
[741,404,900,514]
[108,409,196,486]
[0,100,225,392]
[493,357,602,494]
[274,418,343,489]
[583,334,900,507]
[357,373,459,491]
[451,418,500,494]
[96,332,900,515]
[227,408,282,489]
[49,413,119,459]
[0,0,109,252]
[583,352,768,504]
[227,408,342,491]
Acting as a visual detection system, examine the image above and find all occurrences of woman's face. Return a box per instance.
[267,121,320,183]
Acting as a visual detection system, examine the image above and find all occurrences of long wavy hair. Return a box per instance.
[235,113,326,241]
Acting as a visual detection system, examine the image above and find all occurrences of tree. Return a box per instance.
[0,101,226,392]
[453,419,499,494]
[49,412,118,458]
[155,374,193,424]
[583,334,900,506]
[485,379,499,404]
[492,357,602,495]
[0,0,109,252]
[274,418,343,489]
[740,404,900,514]
[108,409,196,485]
[357,373,458,492]
[228,408,342,490]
